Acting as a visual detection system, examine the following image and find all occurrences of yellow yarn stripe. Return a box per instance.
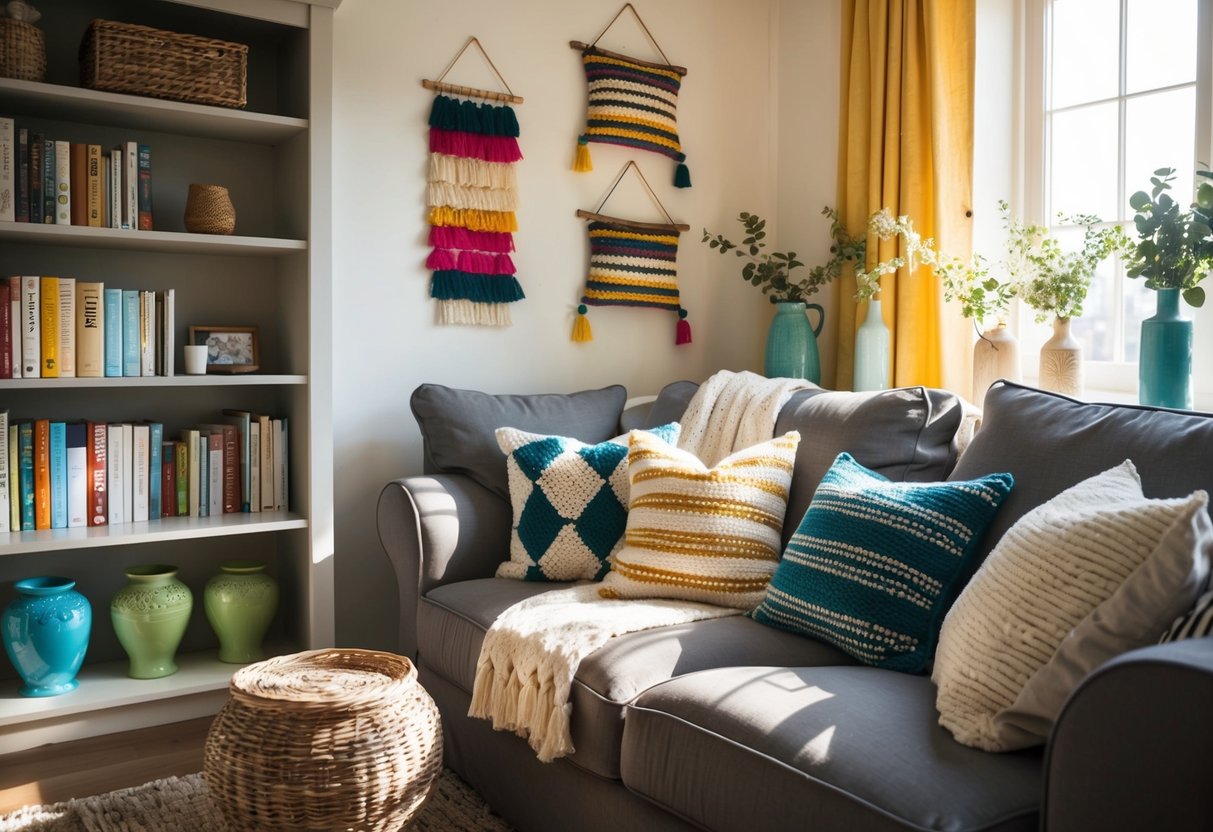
[584,126,681,152]
[586,272,679,290]
[630,468,790,499]
[589,229,680,245]
[607,561,772,593]
[588,54,685,82]
[587,112,679,133]
[428,206,518,233]
[583,289,678,306]
[624,528,779,560]
[630,494,786,532]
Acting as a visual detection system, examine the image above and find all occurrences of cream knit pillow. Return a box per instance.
[598,430,800,610]
[933,460,1212,751]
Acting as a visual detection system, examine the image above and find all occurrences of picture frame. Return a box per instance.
[188,325,260,374]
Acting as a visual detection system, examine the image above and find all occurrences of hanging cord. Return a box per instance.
[423,36,523,104]
[588,3,672,66]
[593,161,679,228]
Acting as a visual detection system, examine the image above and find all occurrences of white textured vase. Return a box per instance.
[1039,316,1083,396]
[972,321,1022,408]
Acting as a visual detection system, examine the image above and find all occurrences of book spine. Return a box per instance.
[132,423,149,523]
[38,276,58,377]
[103,287,122,377]
[161,441,176,517]
[7,277,18,379]
[40,138,53,223]
[0,117,13,222]
[106,424,123,526]
[28,135,42,224]
[18,421,33,530]
[57,276,75,378]
[102,151,110,228]
[33,418,49,529]
[279,419,288,510]
[139,290,154,376]
[197,434,209,517]
[54,140,70,225]
[109,148,122,228]
[208,434,222,517]
[8,423,18,530]
[183,429,200,516]
[137,143,152,230]
[147,423,162,520]
[258,414,273,510]
[49,421,66,529]
[154,292,163,376]
[76,281,104,377]
[71,142,89,226]
[121,289,139,376]
[164,289,175,376]
[120,423,133,524]
[249,421,260,513]
[124,141,137,232]
[87,421,107,526]
[15,127,27,223]
[86,144,102,227]
[222,410,251,511]
[66,422,87,528]
[0,410,8,533]
[174,440,188,516]
[0,280,10,379]
[20,275,38,378]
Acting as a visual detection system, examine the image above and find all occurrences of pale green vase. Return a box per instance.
[853,298,891,391]
[204,560,278,664]
[111,564,192,679]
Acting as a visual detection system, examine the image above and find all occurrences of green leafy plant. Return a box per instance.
[1126,166,1213,308]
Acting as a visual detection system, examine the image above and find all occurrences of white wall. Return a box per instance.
[332,0,842,650]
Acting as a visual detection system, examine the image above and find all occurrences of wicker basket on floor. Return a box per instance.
[0,18,46,81]
[203,648,444,832]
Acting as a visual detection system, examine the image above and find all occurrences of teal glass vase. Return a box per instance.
[853,298,890,391]
[1139,288,1192,410]
[2,576,91,697]
[764,301,824,383]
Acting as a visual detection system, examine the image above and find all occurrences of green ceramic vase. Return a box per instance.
[111,564,192,679]
[204,560,278,663]
[1139,287,1193,409]
[764,301,824,383]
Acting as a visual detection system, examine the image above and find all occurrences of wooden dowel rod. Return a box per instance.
[569,41,687,76]
[576,209,689,232]
[421,79,524,105]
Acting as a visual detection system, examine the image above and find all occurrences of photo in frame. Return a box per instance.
[188,325,260,374]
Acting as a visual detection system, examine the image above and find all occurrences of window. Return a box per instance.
[1023,0,1212,397]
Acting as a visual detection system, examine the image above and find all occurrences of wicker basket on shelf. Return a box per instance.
[79,19,247,108]
[0,18,46,81]
[203,648,444,832]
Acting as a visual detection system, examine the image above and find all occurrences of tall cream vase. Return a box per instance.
[1038,316,1083,396]
[972,321,1021,408]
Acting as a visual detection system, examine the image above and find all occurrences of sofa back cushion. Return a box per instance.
[410,383,628,500]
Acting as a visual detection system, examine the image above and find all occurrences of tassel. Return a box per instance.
[571,304,593,342]
[674,161,692,189]
[675,307,692,345]
[573,135,592,172]
[425,248,457,270]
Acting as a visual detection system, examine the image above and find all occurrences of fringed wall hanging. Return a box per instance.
[570,3,691,188]
[422,37,526,326]
[573,161,692,345]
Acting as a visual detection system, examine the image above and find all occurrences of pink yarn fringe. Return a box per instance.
[453,251,517,275]
[428,226,515,253]
[429,129,523,163]
[426,248,458,270]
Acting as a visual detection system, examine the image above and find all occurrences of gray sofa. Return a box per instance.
[378,380,1213,832]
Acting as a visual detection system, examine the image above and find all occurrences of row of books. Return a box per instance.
[0,409,288,534]
[0,117,153,230]
[0,277,175,378]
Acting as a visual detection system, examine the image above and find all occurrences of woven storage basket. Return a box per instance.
[204,649,444,832]
[79,19,247,109]
[0,18,46,81]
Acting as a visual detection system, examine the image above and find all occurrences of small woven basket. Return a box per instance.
[0,18,46,81]
[183,184,235,235]
[204,649,444,832]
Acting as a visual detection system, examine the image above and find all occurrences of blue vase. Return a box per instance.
[2,576,92,697]
[764,301,824,383]
[1139,288,1192,409]
[853,298,891,391]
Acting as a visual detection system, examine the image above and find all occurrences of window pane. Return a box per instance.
[1050,0,1118,108]
[1122,279,1155,362]
[1125,87,1196,216]
[1050,102,1119,219]
[1127,0,1197,94]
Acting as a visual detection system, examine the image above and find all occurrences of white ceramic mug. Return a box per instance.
[183,344,209,375]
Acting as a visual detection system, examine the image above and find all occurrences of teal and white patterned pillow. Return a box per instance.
[750,452,1013,673]
[496,423,680,582]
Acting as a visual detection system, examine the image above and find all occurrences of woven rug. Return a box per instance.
[0,768,512,832]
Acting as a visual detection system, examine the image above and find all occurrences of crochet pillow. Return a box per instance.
[749,452,1014,674]
[933,461,1212,751]
[496,423,680,582]
[598,430,801,610]
[1161,589,1213,643]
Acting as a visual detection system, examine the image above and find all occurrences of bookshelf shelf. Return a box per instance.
[0,223,306,255]
[0,374,307,390]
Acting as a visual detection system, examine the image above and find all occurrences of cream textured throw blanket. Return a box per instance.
[677,369,815,467]
[468,584,739,762]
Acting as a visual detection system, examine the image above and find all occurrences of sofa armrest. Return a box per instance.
[1044,637,1213,831]
[377,473,511,658]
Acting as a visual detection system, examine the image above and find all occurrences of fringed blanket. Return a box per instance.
[468,584,739,762]
[677,369,814,467]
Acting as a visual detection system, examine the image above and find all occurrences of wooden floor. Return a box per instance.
[0,716,212,814]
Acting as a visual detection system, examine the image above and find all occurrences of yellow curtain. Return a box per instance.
[834,0,975,398]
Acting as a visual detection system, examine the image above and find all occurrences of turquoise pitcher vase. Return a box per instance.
[1139,288,1192,409]
[765,301,824,383]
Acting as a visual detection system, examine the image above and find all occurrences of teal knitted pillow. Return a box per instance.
[750,452,1013,673]
[496,423,680,582]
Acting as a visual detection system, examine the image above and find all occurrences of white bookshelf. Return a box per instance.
[0,0,335,754]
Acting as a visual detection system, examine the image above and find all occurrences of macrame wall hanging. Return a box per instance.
[422,37,525,326]
[573,161,692,345]
[570,3,691,188]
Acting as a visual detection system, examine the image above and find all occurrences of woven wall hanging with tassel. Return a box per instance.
[422,37,526,326]
[571,3,691,189]
[573,160,691,345]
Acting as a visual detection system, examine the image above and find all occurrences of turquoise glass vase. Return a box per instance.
[1139,288,1192,409]
[853,298,891,391]
[2,576,92,697]
[764,301,824,383]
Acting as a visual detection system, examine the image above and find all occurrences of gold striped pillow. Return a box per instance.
[598,430,801,610]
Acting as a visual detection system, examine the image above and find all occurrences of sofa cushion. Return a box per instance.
[774,386,964,545]
[419,578,854,779]
[622,666,1042,832]
[935,461,1212,750]
[410,383,628,499]
[750,452,1013,674]
[619,379,700,432]
[495,423,680,581]
[599,430,801,610]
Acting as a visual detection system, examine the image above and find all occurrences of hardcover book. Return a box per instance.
[38,276,58,377]
[137,143,152,230]
[15,127,27,223]
[40,137,53,224]
[123,141,137,232]
[87,421,107,526]
[86,144,103,227]
[8,276,18,378]
[28,134,42,224]
[147,422,163,520]
[181,428,200,516]
[66,422,88,528]
[139,289,154,376]
[69,143,87,226]
[174,440,188,516]
[221,409,251,511]
[18,421,33,531]
[20,275,38,378]
[103,287,122,377]
[120,422,133,524]
[76,281,105,378]
[197,423,238,513]
[57,276,75,378]
[33,418,50,530]
[207,432,223,517]
[121,289,139,377]
[107,423,124,526]
[0,280,11,379]
[54,140,70,225]
[0,117,14,223]
[132,423,149,523]
[108,149,122,228]
[8,422,18,531]
[0,409,9,534]
[49,420,66,529]
[161,440,176,517]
